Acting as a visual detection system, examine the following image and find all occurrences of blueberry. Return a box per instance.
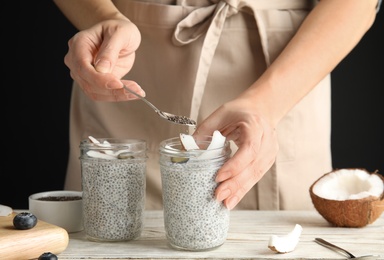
[38,252,58,260]
[13,212,37,230]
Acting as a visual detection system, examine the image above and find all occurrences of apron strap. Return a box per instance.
[173,1,236,123]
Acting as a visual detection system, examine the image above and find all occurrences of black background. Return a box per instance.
[7,2,383,209]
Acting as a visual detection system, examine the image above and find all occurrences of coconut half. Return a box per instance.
[309,168,384,227]
[268,224,302,253]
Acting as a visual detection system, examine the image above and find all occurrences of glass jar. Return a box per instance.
[79,138,147,242]
[159,135,231,251]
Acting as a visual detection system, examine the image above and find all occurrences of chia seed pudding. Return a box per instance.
[80,138,147,242]
[159,136,231,251]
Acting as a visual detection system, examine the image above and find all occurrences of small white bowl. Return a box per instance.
[29,190,83,233]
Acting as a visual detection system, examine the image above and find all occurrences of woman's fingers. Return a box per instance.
[215,126,278,210]
[63,19,142,102]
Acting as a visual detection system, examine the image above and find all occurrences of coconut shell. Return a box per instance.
[309,169,384,228]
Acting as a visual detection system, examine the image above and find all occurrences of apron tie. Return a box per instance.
[172,0,244,125]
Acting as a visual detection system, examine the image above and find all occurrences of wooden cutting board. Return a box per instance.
[0,212,69,260]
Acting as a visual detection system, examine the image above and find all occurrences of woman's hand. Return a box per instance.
[64,18,144,101]
[194,97,279,210]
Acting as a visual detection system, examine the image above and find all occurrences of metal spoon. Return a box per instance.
[315,238,378,259]
[122,84,196,126]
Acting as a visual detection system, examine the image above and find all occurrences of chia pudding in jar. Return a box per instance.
[80,137,147,242]
[159,134,231,251]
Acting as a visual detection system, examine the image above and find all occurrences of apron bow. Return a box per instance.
[172,0,241,46]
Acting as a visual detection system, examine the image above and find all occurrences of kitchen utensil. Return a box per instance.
[315,238,378,259]
[0,212,69,260]
[122,84,196,126]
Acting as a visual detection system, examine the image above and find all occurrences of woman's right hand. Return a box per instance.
[193,97,279,210]
[64,18,144,102]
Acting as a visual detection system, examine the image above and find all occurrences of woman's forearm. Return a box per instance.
[53,0,127,30]
[244,0,378,127]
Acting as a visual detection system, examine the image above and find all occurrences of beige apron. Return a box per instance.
[65,0,332,210]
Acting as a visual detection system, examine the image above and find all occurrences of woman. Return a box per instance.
[53,0,381,210]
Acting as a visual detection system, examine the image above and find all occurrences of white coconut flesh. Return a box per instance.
[206,130,226,150]
[179,130,226,160]
[179,133,200,150]
[268,224,303,253]
[86,136,132,159]
[312,169,384,201]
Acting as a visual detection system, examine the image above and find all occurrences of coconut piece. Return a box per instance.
[176,131,226,162]
[0,204,12,216]
[268,224,302,253]
[169,134,194,163]
[86,150,117,160]
[88,136,112,148]
[206,130,226,150]
[88,136,118,156]
[198,130,226,159]
[309,168,384,227]
[88,136,135,158]
[179,133,200,151]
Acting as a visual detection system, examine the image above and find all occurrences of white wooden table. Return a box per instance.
[59,210,384,259]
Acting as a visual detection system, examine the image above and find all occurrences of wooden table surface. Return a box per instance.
[59,210,384,260]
